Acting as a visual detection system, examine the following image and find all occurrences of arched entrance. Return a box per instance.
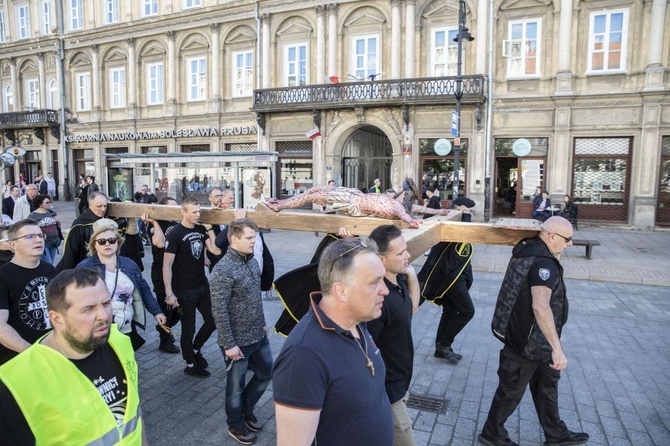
[341,126,393,192]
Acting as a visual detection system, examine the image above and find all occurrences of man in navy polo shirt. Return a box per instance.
[368,225,420,446]
[272,237,394,446]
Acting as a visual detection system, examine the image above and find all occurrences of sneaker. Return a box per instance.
[244,414,262,432]
[434,344,461,364]
[478,433,519,446]
[194,350,209,369]
[184,364,210,377]
[544,432,589,446]
[228,426,256,445]
[434,347,463,361]
[159,342,180,354]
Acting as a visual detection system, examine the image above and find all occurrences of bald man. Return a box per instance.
[479,217,588,446]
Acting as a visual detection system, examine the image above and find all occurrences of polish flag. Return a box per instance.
[305,128,322,140]
[325,75,339,84]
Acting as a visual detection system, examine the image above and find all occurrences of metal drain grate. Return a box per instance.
[406,395,446,414]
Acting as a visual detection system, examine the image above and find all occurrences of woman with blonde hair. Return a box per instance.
[76,218,166,349]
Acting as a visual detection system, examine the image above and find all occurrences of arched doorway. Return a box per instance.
[341,126,393,192]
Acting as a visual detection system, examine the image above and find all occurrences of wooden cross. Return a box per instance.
[106,202,541,262]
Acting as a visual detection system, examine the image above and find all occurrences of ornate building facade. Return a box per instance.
[0,0,668,228]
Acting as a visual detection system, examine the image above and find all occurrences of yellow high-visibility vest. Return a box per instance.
[0,326,142,445]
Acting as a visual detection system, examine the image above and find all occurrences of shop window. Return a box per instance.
[277,141,313,198]
[181,144,210,153]
[73,148,94,177]
[419,138,469,200]
[227,143,258,152]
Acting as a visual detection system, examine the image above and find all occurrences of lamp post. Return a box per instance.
[452,0,474,202]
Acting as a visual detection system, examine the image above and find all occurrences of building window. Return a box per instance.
[506,19,541,78]
[572,137,631,221]
[184,0,201,8]
[233,51,253,97]
[187,57,206,101]
[2,85,14,112]
[16,4,30,39]
[47,78,59,109]
[430,28,458,77]
[75,72,91,111]
[25,79,40,108]
[0,11,6,42]
[70,0,83,30]
[143,0,158,16]
[147,62,164,105]
[284,44,308,87]
[351,35,380,80]
[587,10,628,73]
[105,0,119,24]
[109,67,126,108]
[40,1,52,35]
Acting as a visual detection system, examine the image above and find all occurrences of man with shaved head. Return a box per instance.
[479,217,588,446]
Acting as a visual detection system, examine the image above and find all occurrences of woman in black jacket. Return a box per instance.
[558,195,577,219]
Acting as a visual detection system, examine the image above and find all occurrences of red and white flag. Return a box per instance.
[324,75,339,84]
[305,128,322,140]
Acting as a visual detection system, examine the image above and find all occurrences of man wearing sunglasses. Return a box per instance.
[479,216,588,446]
[0,219,56,365]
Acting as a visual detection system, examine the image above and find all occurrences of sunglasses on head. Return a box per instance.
[95,237,118,246]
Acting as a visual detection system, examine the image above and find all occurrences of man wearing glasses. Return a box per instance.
[13,184,38,221]
[273,238,394,446]
[0,219,56,365]
[57,192,108,272]
[479,216,588,446]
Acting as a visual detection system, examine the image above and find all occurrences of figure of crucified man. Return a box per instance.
[265,186,448,229]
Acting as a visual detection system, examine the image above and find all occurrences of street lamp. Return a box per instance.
[452,0,474,202]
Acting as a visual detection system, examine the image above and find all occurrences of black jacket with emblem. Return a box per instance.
[491,237,568,364]
[417,241,473,304]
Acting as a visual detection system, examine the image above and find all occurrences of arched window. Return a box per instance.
[2,84,14,112]
[47,78,59,109]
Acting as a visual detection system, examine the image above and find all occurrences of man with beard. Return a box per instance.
[0,268,146,444]
[56,192,108,272]
[0,220,56,365]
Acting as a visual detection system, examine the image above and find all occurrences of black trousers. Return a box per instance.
[175,284,216,364]
[151,272,181,344]
[482,347,569,442]
[435,277,475,348]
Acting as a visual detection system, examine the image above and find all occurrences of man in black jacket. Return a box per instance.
[2,187,19,219]
[478,217,588,446]
[56,192,108,272]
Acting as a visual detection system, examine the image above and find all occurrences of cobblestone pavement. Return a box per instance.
[49,203,670,445]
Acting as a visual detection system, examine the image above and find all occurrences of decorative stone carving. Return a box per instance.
[315,5,326,16]
[326,3,338,13]
[166,30,175,40]
[90,44,99,53]
[126,38,135,47]
[210,23,220,32]
[36,52,44,60]
[355,107,365,123]
[2,63,9,77]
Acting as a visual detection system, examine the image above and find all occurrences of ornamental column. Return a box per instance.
[126,38,137,117]
[90,44,101,119]
[475,0,488,74]
[166,31,177,116]
[390,0,401,79]
[555,0,573,94]
[316,6,326,82]
[327,4,338,77]
[404,0,416,78]
[37,53,46,109]
[261,14,271,88]
[9,58,17,109]
[210,23,221,111]
[645,0,667,90]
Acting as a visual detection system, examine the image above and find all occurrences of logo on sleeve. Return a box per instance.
[539,268,551,281]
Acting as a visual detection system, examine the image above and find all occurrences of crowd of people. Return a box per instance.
[0,179,588,446]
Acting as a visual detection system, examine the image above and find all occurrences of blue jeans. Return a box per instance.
[223,336,273,429]
[41,244,58,265]
[533,209,550,220]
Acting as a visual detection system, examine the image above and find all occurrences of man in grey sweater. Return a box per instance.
[210,218,272,445]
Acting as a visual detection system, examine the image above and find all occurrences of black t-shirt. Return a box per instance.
[0,343,127,443]
[0,262,56,365]
[148,220,178,275]
[424,195,442,219]
[164,223,208,290]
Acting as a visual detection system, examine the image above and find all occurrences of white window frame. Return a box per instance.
[184,0,201,9]
[2,85,14,112]
[284,43,309,87]
[109,67,126,108]
[47,78,59,109]
[105,0,119,24]
[187,57,206,101]
[0,11,6,42]
[505,19,542,79]
[350,35,381,80]
[146,62,164,105]
[25,78,40,108]
[587,9,628,74]
[16,4,30,40]
[232,51,254,98]
[142,0,158,17]
[70,0,83,30]
[75,72,91,111]
[40,1,52,35]
[430,27,458,77]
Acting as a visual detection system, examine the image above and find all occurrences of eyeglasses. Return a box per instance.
[12,233,47,242]
[211,194,224,199]
[334,237,369,261]
[43,201,51,205]
[553,233,572,243]
[95,237,118,246]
